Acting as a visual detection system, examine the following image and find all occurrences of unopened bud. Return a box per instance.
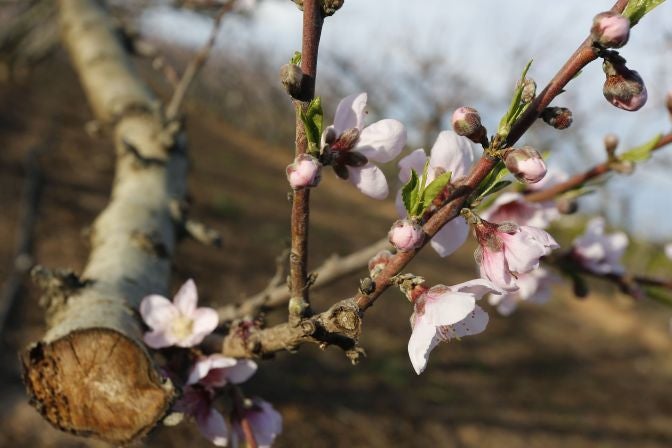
[666,91,672,117]
[540,107,573,130]
[609,160,635,175]
[520,78,536,103]
[603,133,619,158]
[286,154,321,189]
[503,147,547,184]
[291,0,303,11]
[452,107,487,144]
[280,63,303,98]
[556,197,578,215]
[591,11,630,48]
[388,219,424,252]
[602,60,647,111]
[321,0,344,16]
[368,250,393,279]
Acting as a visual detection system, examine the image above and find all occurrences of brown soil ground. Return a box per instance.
[1,56,671,448]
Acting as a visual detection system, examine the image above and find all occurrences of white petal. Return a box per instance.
[143,330,176,349]
[225,360,258,384]
[398,148,427,183]
[429,130,477,179]
[423,289,476,326]
[177,307,219,347]
[451,278,502,298]
[188,355,238,385]
[489,294,518,316]
[196,408,229,447]
[334,92,367,134]
[174,279,198,316]
[521,226,560,251]
[140,295,178,330]
[665,244,672,260]
[395,188,407,218]
[247,400,283,448]
[355,119,406,163]
[479,248,517,291]
[430,216,469,257]
[443,305,489,339]
[407,316,440,375]
[500,231,546,274]
[347,163,389,199]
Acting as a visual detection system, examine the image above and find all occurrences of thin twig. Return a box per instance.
[165,6,229,120]
[525,132,672,203]
[287,0,324,325]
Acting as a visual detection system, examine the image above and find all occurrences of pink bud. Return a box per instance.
[451,107,486,144]
[286,154,321,189]
[504,147,547,184]
[602,60,647,111]
[388,219,424,252]
[591,11,630,48]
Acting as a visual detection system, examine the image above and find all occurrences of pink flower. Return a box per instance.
[388,219,424,251]
[188,354,257,389]
[474,221,560,291]
[591,11,630,48]
[488,267,559,315]
[232,399,283,448]
[396,130,478,257]
[174,386,229,446]
[481,192,559,228]
[503,147,547,184]
[286,154,321,189]
[140,279,219,349]
[408,279,502,374]
[322,92,406,199]
[572,217,627,274]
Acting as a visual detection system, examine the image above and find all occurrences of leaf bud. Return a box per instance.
[520,78,536,103]
[540,107,573,130]
[280,63,303,99]
[603,133,619,158]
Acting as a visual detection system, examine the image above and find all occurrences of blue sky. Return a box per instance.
[142,0,672,240]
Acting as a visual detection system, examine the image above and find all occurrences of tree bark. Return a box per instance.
[21,0,185,444]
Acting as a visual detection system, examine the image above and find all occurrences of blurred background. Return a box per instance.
[1,0,672,446]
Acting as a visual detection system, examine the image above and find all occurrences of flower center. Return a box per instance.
[171,314,195,340]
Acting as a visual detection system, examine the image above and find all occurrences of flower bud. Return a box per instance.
[388,219,424,252]
[540,107,573,130]
[280,63,303,99]
[602,60,647,111]
[591,11,630,48]
[503,147,547,184]
[286,154,321,189]
[451,107,487,144]
[603,133,619,158]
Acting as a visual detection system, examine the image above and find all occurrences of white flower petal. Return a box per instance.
[334,92,367,134]
[143,330,176,349]
[451,278,502,298]
[398,148,427,183]
[501,231,546,274]
[177,307,219,347]
[140,294,178,330]
[665,244,672,260]
[247,400,283,448]
[407,316,440,375]
[429,216,469,257]
[423,289,476,327]
[225,360,258,384]
[174,279,198,316]
[395,188,407,218]
[480,248,517,291]
[489,293,518,316]
[347,163,389,199]
[443,305,489,339]
[429,130,477,179]
[355,119,406,164]
[188,355,238,385]
[196,408,229,447]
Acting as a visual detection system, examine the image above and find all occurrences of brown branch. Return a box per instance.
[165,5,228,120]
[525,132,672,203]
[288,0,324,325]
[218,238,389,322]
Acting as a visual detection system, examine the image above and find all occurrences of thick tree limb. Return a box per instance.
[21,0,188,444]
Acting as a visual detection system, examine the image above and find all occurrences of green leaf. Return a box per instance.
[290,51,302,65]
[623,0,666,25]
[473,160,509,200]
[498,60,534,134]
[402,169,419,216]
[299,97,324,151]
[484,180,512,197]
[644,286,672,307]
[421,171,452,210]
[619,134,661,162]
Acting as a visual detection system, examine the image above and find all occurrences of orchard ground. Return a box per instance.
[1,57,671,448]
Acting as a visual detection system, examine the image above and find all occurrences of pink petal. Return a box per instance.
[355,119,406,164]
[442,305,489,338]
[520,226,560,251]
[333,92,367,134]
[174,279,198,316]
[140,294,178,330]
[196,408,229,447]
[500,231,545,274]
[247,400,283,448]
[225,360,258,384]
[398,148,427,183]
[407,316,440,375]
[188,355,238,385]
[428,130,477,179]
[422,289,476,327]
[451,278,502,298]
[479,248,517,291]
[488,293,518,316]
[143,329,176,349]
[429,216,469,257]
[177,307,219,347]
[347,163,389,199]
[395,188,407,218]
